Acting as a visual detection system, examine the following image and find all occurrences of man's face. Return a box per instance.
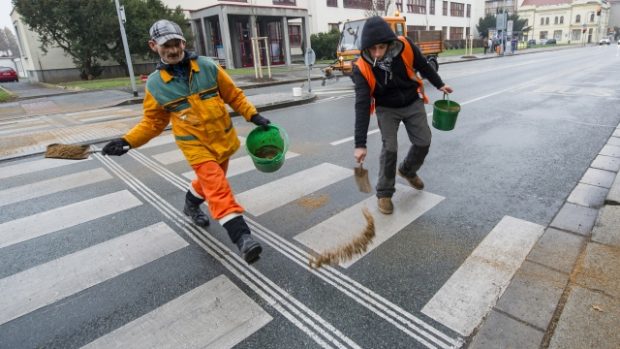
[368,43,389,60]
[149,39,186,64]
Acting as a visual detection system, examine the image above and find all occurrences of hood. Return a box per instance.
[360,16,398,51]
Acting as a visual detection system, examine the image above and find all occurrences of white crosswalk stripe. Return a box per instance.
[0,190,142,249]
[0,168,113,207]
[0,157,92,180]
[81,275,272,349]
[236,162,352,216]
[0,222,188,326]
[295,184,445,268]
[182,152,300,180]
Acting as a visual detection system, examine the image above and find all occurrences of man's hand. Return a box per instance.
[439,84,453,94]
[250,114,271,130]
[354,147,367,164]
[102,138,130,156]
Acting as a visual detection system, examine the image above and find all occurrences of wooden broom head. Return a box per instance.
[44,143,91,160]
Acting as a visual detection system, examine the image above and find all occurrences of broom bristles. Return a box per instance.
[309,207,375,269]
[44,143,91,160]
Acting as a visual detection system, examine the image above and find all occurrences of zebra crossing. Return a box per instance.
[0,131,465,348]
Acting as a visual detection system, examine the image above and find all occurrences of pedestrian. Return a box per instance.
[487,37,493,55]
[483,37,488,55]
[352,16,453,215]
[102,19,268,263]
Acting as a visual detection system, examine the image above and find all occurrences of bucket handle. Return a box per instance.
[272,123,289,154]
[443,92,451,107]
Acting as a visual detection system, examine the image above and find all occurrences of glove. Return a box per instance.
[102,138,130,156]
[250,114,271,130]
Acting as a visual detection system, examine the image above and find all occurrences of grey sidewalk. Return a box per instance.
[469,125,620,349]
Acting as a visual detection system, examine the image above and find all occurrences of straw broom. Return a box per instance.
[309,207,375,269]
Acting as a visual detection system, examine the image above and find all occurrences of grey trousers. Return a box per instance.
[375,99,431,198]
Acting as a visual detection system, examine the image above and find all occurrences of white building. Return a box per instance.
[518,0,611,44]
[11,0,483,82]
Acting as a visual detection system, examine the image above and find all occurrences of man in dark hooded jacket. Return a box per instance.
[352,16,453,214]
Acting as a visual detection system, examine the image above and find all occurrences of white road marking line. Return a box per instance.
[236,163,351,216]
[0,157,92,180]
[0,168,112,207]
[96,154,361,349]
[181,152,300,180]
[0,190,142,249]
[421,216,545,336]
[330,129,380,146]
[64,107,124,117]
[0,222,188,326]
[295,184,444,268]
[81,275,272,349]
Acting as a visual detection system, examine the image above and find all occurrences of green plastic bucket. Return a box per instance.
[432,93,461,131]
[245,124,289,173]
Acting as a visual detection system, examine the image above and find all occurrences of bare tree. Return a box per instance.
[4,28,20,57]
[365,0,393,17]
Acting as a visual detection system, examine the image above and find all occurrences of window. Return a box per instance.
[429,26,435,30]
[575,14,580,23]
[328,23,339,32]
[407,0,426,14]
[327,0,337,7]
[545,17,549,25]
[540,17,544,25]
[289,25,301,46]
[430,0,435,14]
[539,31,547,39]
[409,25,427,32]
[449,26,464,39]
[344,0,371,9]
[450,2,464,17]
[560,16,564,24]
[589,13,595,22]
[466,27,470,36]
[396,0,403,11]
[273,0,296,5]
[554,16,558,24]
[442,1,448,16]
[553,30,562,40]
[442,26,447,38]
[466,4,471,17]
[395,22,405,35]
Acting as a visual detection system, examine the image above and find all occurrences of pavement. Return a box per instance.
[1,43,618,348]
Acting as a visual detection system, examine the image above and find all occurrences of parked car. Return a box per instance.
[545,39,557,45]
[599,38,611,45]
[0,66,18,82]
[527,39,536,46]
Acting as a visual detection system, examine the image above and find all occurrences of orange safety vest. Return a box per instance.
[355,36,429,115]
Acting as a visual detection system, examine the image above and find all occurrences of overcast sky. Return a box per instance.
[1,0,15,34]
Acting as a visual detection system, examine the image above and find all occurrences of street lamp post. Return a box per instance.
[114,0,138,97]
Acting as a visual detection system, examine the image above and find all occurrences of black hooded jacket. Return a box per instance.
[353,16,445,148]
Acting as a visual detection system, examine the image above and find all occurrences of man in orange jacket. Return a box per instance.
[103,20,268,263]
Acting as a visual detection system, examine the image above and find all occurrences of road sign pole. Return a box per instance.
[115,0,138,97]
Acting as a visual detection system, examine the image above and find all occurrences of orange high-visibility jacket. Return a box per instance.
[354,36,429,115]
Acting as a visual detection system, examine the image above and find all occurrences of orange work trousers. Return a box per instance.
[191,160,244,221]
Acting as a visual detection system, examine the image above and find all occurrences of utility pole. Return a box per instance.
[115,0,138,97]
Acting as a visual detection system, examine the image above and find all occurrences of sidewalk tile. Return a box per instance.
[600,144,620,158]
[573,243,620,298]
[608,137,620,147]
[527,228,585,274]
[549,203,598,236]
[566,183,608,208]
[591,155,620,172]
[548,287,620,349]
[469,310,544,349]
[495,261,568,330]
[592,206,620,247]
[607,173,620,204]
[580,168,616,188]
[614,129,620,138]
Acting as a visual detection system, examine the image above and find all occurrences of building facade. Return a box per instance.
[10,0,483,82]
[518,0,611,44]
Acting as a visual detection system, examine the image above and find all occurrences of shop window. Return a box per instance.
[449,26,463,39]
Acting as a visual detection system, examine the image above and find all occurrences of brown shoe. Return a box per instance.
[377,197,393,214]
[398,169,424,190]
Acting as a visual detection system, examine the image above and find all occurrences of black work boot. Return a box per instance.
[223,216,262,263]
[183,191,209,227]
